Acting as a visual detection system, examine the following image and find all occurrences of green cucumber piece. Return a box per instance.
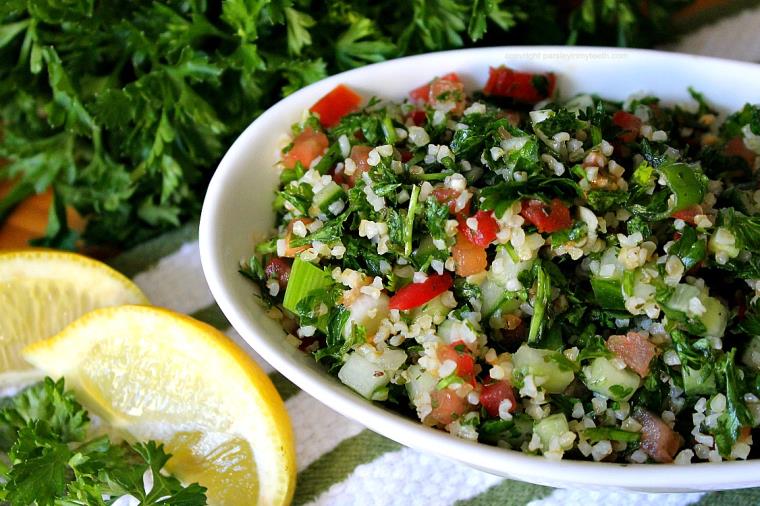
[582,357,640,402]
[338,352,390,399]
[481,279,519,318]
[512,345,575,394]
[411,293,451,325]
[313,181,346,214]
[534,413,573,452]
[700,296,728,338]
[682,365,717,396]
[664,284,701,315]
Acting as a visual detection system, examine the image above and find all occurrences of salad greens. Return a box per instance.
[0,378,206,505]
[0,0,690,248]
[244,67,760,464]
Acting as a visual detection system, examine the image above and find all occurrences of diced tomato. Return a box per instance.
[388,273,453,311]
[409,73,465,115]
[634,408,682,463]
[432,187,470,215]
[282,128,328,170]
[282,218,312,257]
[346,145,373,187]
[457,210,499,248]
[410,109,427,126]
[452,232,487,277]
[612,111,642,143]
[438,341,476,386]
[479,381,517,418]
[429,388,469,426]
[725,136,757,168]
[330,164,345,185]
[264,257,292,291]
[519,198,572,234]
[483,66,556,104]
[400,150,414,163]
[410,72,461,101]
[309,84,362,128]
[671,204,703,225]
[606,331,656,378]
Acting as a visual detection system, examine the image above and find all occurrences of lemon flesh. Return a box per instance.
[24,305,295,506]
[0,250,147,379]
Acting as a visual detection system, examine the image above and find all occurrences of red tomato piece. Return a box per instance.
[520,198,572,234]
[671,204,703,225]
[480,381,517,418]
[452,233,487,277]
[346,145,373,187]
[282,128,329,170]
[309,84,362,128]
[725,136,757,168]
[409,73,465,115]
[483,66,556,104]
[606,331,656,378]
[432,186,470,216]
[612,111,642,143]
[264,257,292,291]
[388,273,453,311]
[634,408,682,463]
[410,109,427,126]
[282,218,313,258]
[438,341,476,386]
[410,72,461,101]
[429,389,469,426]
[457,210,499,248]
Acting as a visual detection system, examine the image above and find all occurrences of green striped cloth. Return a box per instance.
[106,9,760,503]
[107,220,751,506]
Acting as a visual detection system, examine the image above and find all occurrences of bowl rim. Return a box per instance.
[200,46,760,491]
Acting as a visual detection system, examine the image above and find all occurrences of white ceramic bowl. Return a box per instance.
[200,46,760,492]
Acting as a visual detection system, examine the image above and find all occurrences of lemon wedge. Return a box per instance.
[23,305,295,506]
[0,250,147,381]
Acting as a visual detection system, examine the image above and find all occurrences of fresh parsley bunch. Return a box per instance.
[0,0,690,248]
[0,378,206,505]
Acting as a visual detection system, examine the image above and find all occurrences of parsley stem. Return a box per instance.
[404,185,420,257]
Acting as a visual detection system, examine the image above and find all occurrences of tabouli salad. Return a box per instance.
[242,67,760,464]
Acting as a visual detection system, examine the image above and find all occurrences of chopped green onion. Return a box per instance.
[404,185,421,257]
[528,263,550,343]
[583,427,640,444]
[283,257,333,313]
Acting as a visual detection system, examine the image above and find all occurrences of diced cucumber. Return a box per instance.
[405,364,437,403]
[363,347,407,372]
[582,357,640,402]
[512,345,575,394]
[700,296,728,338]
[742,335,760,371]
[534,413,573,452]
[313,181,345,214]
[338,352,390,399]
[345,293,389,338]
[412,293,451,325]
[591,277,625,310]
[665,284,728,337]
[480,278,519,318]
[664,284,701,315]
[412,235,439,267]
[283,257,332,313]
[682,365,717,396]
[437,318,477,345]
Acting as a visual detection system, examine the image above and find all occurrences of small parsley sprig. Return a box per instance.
[0,378,206,505]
